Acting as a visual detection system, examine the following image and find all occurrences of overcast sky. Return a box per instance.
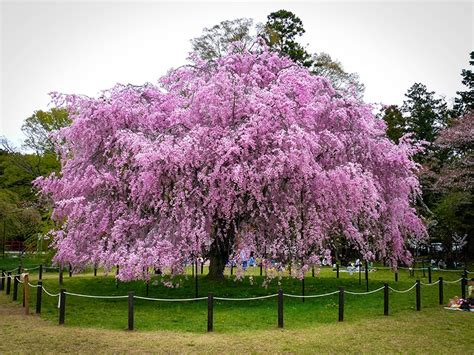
[1,1,473,146]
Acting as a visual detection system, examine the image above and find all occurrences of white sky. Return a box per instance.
[1,0,473,146]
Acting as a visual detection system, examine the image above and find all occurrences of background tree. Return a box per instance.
[191,10,365,97]
[381,105,406,144]
[191,18,255,61]
[453,51,474,116]
[401,83,448,145]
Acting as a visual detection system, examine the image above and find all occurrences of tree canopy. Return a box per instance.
[36,47,425,280]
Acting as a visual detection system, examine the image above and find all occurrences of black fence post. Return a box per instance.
[384,283,389,316]
[59,289,66,324]
[336,264,339,279]
[128,291,134,331]
[312,266,315,277]
[68,264,72,277]
[338,287,344,322]
[438,277,443,305]
[59,266,63,286]
[365,261,369,292]
[428,267,432,284]
[395,271,398,283]
[260,262,263,276]
[358,264,362,285]
[39,265,43,281]
[13,274,18,301]
[195,263,199,299]
[36,281,42,314]
[201,262,204,275]
[416,280,421,311]
[461,276,466,299]
[278,289,283,328]
[94,264,97,277]
[6,272,11,295]
[191,262,194,278]
[207,292,213,332]
[301,277,305,303]
[0,269,4,291]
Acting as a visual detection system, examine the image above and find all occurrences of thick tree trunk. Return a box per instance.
[207,221,235,280]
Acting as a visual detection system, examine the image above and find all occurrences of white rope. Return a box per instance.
[214,294,278,301]
[389,283,417,293]
[283,290,339,298]
[134,295,208,302]
[345,286,385,295]
[28,282,41,288]
[420,280,440,286]
[12,276,24,284]
[24,266,40,271]
[42,286,60,297]
[443,278,463,284]
[64,291,128,299]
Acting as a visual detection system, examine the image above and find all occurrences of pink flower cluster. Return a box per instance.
[36,46,426,280]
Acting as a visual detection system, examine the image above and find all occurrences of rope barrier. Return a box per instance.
[64,291,128,299]
[389,283,417,293]
[214,294,278,301]
[42,286,60,297]
[134,295,208,302]
[420,280,440,286]
[346,286,385,295]
[28,282,41,288]
[443,278,463,284]
[283,290,339,298]
[23,266,40,271]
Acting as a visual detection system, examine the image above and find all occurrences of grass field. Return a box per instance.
[1,255,472,353]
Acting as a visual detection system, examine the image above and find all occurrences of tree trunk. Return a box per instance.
[207,221,235,280]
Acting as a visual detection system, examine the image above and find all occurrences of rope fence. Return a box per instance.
[0,266,470,332]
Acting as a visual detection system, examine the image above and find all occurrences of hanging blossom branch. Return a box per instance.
[35,44,426,281]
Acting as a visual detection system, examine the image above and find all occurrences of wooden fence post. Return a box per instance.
[23,274,29,315]
[438,277,443,305]
[384,283,389,316]
[338,287,344,322]
[278,289,283,328]
[36,281,42,314]
[416,280,421,311]
[59,289,66,324]
[128,291,134,331]
[6,272,11,295]
[207,292,213,332]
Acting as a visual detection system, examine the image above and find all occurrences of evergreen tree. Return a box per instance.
[453,51,474,116]
[382,105,406,143]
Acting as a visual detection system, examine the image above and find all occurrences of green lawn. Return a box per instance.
[1,256,470,333]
